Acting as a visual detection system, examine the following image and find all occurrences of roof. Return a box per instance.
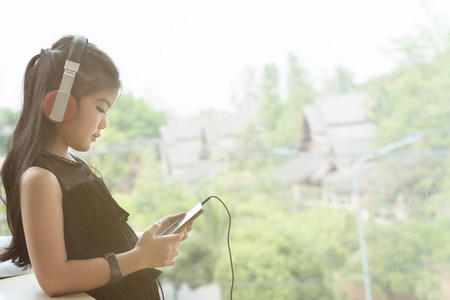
[275,93,377,187]
[274,157,332,187]
[315,93,369,125]
[302,93,376,162]
[321,156,425,194]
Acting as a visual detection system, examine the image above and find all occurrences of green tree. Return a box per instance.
[213,198,359,300]
[0,108,19,155]
[366,23,450,220]
[364,221,442,300]
[364,23,450,299]
[256,55,315,149]
[286,53,314,108]
[270,53,315,149]
[231,66,259,119]
[103,93,166,141]
[322,67,357,95]
[258,64,282,133]
[368,23,450,147]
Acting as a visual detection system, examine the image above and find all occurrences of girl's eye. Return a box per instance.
[97,107,106,114]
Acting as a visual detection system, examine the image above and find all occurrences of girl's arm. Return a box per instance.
[21,166,184,297]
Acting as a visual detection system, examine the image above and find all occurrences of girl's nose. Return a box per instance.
[99,114,107,129]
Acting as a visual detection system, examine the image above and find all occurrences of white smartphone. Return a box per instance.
[159,202,204,236]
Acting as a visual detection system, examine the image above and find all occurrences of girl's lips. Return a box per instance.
[92,134,101,142]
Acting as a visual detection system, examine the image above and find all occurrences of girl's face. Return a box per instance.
[56,89,118,153]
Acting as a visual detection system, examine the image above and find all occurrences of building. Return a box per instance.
[274,93,377,209]
[159,112,252,183]
[276,93,376,185]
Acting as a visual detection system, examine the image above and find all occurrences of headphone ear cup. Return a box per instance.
[43,90,78,123]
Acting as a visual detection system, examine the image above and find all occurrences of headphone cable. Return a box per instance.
[157,278,165,300]
[202,195,234,300]
[158,195,234,300]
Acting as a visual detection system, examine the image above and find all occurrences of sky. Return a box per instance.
[1,0,450,117]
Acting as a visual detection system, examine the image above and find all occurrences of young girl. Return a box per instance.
[0,35,190,299]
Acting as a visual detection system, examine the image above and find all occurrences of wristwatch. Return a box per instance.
[104,252,123,282]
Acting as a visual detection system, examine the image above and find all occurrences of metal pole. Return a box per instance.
[352,133,422,299]
[353,160,372,300]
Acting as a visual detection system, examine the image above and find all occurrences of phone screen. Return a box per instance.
[159,202,204,236]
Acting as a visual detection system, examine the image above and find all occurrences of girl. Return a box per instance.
[0,35,190,299]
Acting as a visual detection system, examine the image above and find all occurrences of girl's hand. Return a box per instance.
[158,213,193,241]
[134,222,182,268]
[134,214,193,269]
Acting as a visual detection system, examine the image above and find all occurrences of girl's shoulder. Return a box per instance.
[21,166,60,191]
[21,166,63,207]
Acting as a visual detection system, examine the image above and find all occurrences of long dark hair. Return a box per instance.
[0,35,121,268]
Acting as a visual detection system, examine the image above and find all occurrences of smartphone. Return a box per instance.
[159,202,204,236]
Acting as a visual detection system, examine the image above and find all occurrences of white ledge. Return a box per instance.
[0,236,92,299]
[0,273,93,299]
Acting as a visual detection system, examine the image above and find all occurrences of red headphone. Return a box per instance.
[42,35,88,124]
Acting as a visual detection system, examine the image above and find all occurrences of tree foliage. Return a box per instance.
[368,26,450,147]
[362,22,450,299]
[256,54,314,149]
[274,53,314,149]
[322,66,357,95]
[0,108,19,155]
[258,63,282,133]
[103,93,166,141]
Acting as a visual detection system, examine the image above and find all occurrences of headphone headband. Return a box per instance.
[45,35,88,123]
[68,35,87,63]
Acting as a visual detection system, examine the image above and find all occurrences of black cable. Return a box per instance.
[202,195,234,300]
[157,196,233,300]
[156,278,165,300]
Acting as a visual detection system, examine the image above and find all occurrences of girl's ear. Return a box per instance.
[42,90,78,124]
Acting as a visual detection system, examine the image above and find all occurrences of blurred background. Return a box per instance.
[2,0,450,299]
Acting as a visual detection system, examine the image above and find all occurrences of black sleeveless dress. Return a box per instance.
[35,152,162,300]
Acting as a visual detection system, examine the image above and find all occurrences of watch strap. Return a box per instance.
[104,252,122,282]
